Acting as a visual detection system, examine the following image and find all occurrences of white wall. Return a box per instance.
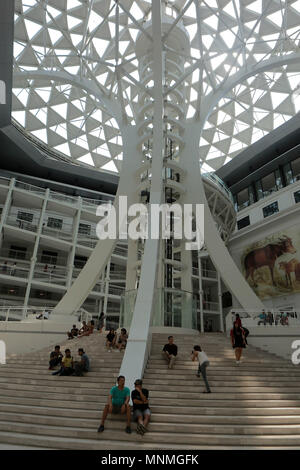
[0,331,67,355]
[0,316,79,355]
[226,324,300,361]
[246,328,300,361]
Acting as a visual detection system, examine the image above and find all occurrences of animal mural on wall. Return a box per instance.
[242,229,300,299]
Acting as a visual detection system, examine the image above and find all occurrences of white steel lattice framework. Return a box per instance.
[13,0,300,172]
[12,0,300,386]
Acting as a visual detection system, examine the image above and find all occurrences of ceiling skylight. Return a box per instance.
[12,0,300,174]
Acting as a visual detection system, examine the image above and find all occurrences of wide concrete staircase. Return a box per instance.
[0,331,300,449]
[0,332,125,449]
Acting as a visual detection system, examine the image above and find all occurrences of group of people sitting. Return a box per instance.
[49,345,90,376]
[233,309,291,328]
[97,376,151,436]
[67,320,95,339]
[36,309,50,320]
[48,312,268,440]
[67,312,108,340]
[97,335,212,437]
[257,310,290,326]
[106,328,128,352]
[49,332,216,437]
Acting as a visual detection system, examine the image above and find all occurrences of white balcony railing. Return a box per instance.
[0,176,113,209]
[0,305,92,323]
[227,309,300,331]
[0,261,125,296]
[0,177,10,187]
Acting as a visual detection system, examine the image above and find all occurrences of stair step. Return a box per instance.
[144,370,299,378]
[1,415,300,435]
[1,407,300,425]
[146,364,298,371]
[1,421,300,446]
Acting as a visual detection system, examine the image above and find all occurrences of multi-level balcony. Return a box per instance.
[0,176,127,314]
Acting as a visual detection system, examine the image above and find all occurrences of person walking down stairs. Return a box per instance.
[191,345,211,393]
[162,336,178,369]
[97,375,132,434]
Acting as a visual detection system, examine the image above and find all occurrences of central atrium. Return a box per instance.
[0,0,300,452]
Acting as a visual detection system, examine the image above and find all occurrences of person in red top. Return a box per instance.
[232,314,249,345]
[230,324,246,365]
[234,313,242,327]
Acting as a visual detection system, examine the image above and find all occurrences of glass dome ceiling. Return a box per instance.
[12,0,300,174]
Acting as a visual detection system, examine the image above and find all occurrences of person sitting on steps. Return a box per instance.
[74,348,90,376]
[106,328,117,351]
[78,320,89,335]
[116,328,128,352]
[49,345,63,370]
[257,311,267,326]
[131,379,151,435]
[78,320,94,337]
[52,349,74,376]
[162,335,178,369]
[67,324,79,340]
[97,375,131,434]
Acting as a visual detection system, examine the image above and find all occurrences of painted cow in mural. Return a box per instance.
[244,236,296,287]
[279,259,299,287]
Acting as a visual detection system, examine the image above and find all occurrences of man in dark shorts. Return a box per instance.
[106,329,117,351]
[116,328,128,351]
[67,324,79,340]
[97,375,131,434]
[74,348,90,376]
[162,335,178,369]
[131,379,151,435]
[49,345,63,370]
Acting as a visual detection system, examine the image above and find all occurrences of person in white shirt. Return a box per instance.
[191,345,211,393]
